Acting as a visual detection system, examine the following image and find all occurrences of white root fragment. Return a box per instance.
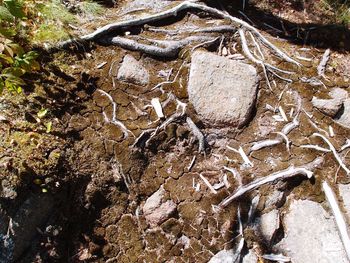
[317,48,330,76]
[227,146,253,167]
[232,206,245,262]
[250,139,281,152]
[341,139,350,151]
[151,98,165,119]
[199,173,217,194]
[274,132,290,152]
[262,253,291,262]
[279,106,288,122]
[223,166,242,186]
[219,157,323,208]
[329,125,335,137]
[322,181,350,261]
[192,178,200,192]
[186,117,205,153]
[313,133,350,175]
[300,144,331,153]
[187,156,196,171]
[97,89,133,138]
[96,61,107,69]
[247,195,260,223]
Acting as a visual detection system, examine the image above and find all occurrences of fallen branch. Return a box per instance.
[322,181,350,261]
[317,48,330,77]
[227,145,253,167]
[219,157,323,208]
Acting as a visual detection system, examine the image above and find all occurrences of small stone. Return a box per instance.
[275,199,348,263]
[143,186,177,227]
[258,209,280,242]
[117,54,149,86]
[187,51,259,127]
[208,249,236,263]
[311,96,342,117]
[336,99,350,128]
[329,88,348,101]
[242,250,258,263]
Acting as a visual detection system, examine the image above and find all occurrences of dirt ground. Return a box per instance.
[1,0,350,262]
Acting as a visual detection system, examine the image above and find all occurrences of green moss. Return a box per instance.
[37,0,76,24]
[79,1,105,16]
[32,23,69,43]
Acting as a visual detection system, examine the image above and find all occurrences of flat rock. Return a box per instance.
[187,51,259,127]
[336,99,350,128]
[276,199,348,263]
[338,183,350,220]
[311,97,342,117]
[117,54,149,86]
[258,209,280,242]
[143,186,177,227]
[208,249,236,263]
[329,87,348,101]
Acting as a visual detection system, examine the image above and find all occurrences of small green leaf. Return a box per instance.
[45,121,52,133]
[0,6,14,22]
[37,108,48,118]
[0,78,4,94]
[4,0,26,19]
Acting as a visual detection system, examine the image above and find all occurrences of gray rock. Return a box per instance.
[258,209,280,242]
[208,249,236,263]
[338,183,350,220]
[311,96,342,117]
[117,54,149,86]
[187,51,259,127]
[242,250,258,263]
[336,99,350,128]
[120,0,173,15]
[276,199,348,263]
[143,186,176,227]
[329,88,348,101]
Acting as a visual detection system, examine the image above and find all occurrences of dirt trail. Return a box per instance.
[1,0,350,262]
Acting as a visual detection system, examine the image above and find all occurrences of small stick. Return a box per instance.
[223,166,242,186]
[199,173,217,194]
[340,139,350,151]
[262,254,291,262]
[219,157,323,208]
[227,145,253,167]
[313,133,350,175]
[322,181,350,260]
[279,106,288,122]
[188,156,196,171]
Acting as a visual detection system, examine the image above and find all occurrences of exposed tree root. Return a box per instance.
[219,157,323,208]
[57,1,300,69]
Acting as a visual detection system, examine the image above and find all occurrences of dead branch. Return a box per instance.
[317,48,330,77]
[219,157,323,208]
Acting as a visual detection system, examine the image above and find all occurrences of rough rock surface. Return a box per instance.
[311,96,343,117]
[258,209,280,242]
[338,183,350,220]
[120,0,173,14]
[336,99,350,128]
[276,199,348,263]
[187,51,259,127]
[242,250,258,263]
[208,249,236,263]
[142,186,177,227]
[117,54,149,86]
[329,87,348,101]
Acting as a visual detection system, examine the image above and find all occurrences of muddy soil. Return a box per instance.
[1,0,350,262]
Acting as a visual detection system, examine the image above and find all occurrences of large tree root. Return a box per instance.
[102,35,218,58]
[57,1,300,69]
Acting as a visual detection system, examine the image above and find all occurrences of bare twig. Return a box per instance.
[317,48,330,76]
[186,117,205,153]
[200,173,217,194]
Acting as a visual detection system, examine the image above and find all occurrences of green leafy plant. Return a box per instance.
[0,0,39,94]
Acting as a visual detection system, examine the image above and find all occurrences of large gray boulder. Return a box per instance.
[117,54,149,86]
[276,199,348,263]
[187,51,259,127]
